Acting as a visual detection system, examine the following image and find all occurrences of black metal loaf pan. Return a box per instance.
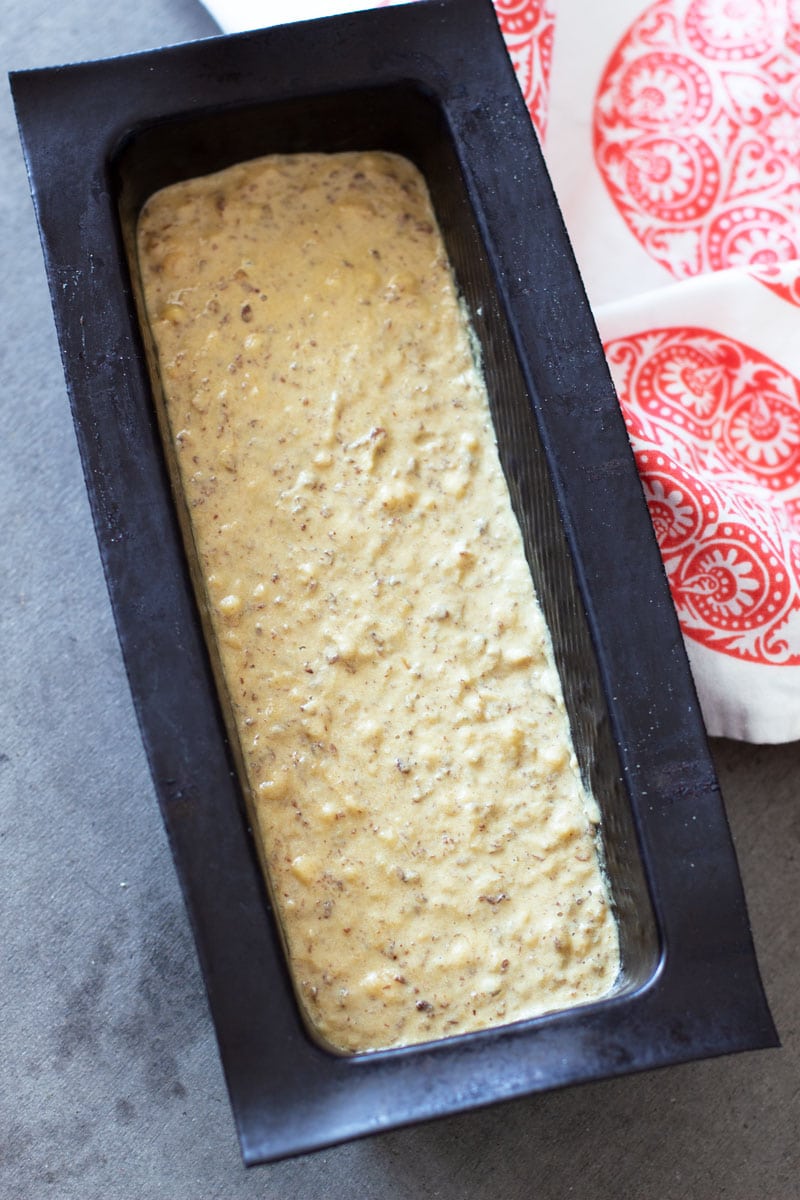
[12,0,776,1165]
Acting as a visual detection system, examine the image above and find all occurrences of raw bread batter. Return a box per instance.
[137,151,620,1052]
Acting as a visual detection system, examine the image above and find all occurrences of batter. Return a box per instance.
[137,151,620,1052]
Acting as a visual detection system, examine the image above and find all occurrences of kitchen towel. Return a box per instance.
[198,0,800,743]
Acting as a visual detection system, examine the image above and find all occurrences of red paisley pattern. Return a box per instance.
[750,258,800,304]
[593,0,800,297]
[605,327,800,665]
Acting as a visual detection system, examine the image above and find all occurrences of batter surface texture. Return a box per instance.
[137,151,620,1052]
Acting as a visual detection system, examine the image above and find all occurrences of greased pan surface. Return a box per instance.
[11,0,776,1164]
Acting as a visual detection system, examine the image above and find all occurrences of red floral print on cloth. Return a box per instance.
[377,0,554,141]
[750,259,800,306]
[593,0,800,294]
[605,326,800,665]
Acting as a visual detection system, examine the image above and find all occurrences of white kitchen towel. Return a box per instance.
[197,0,800,743]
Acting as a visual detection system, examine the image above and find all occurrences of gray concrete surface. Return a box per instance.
[1,2,798,1197]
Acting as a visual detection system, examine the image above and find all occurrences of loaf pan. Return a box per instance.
[11,0,777,1164]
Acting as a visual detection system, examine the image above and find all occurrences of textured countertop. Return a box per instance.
[1,2,798,1196]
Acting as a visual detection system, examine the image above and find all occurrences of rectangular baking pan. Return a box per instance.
[11,0,777,1165]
